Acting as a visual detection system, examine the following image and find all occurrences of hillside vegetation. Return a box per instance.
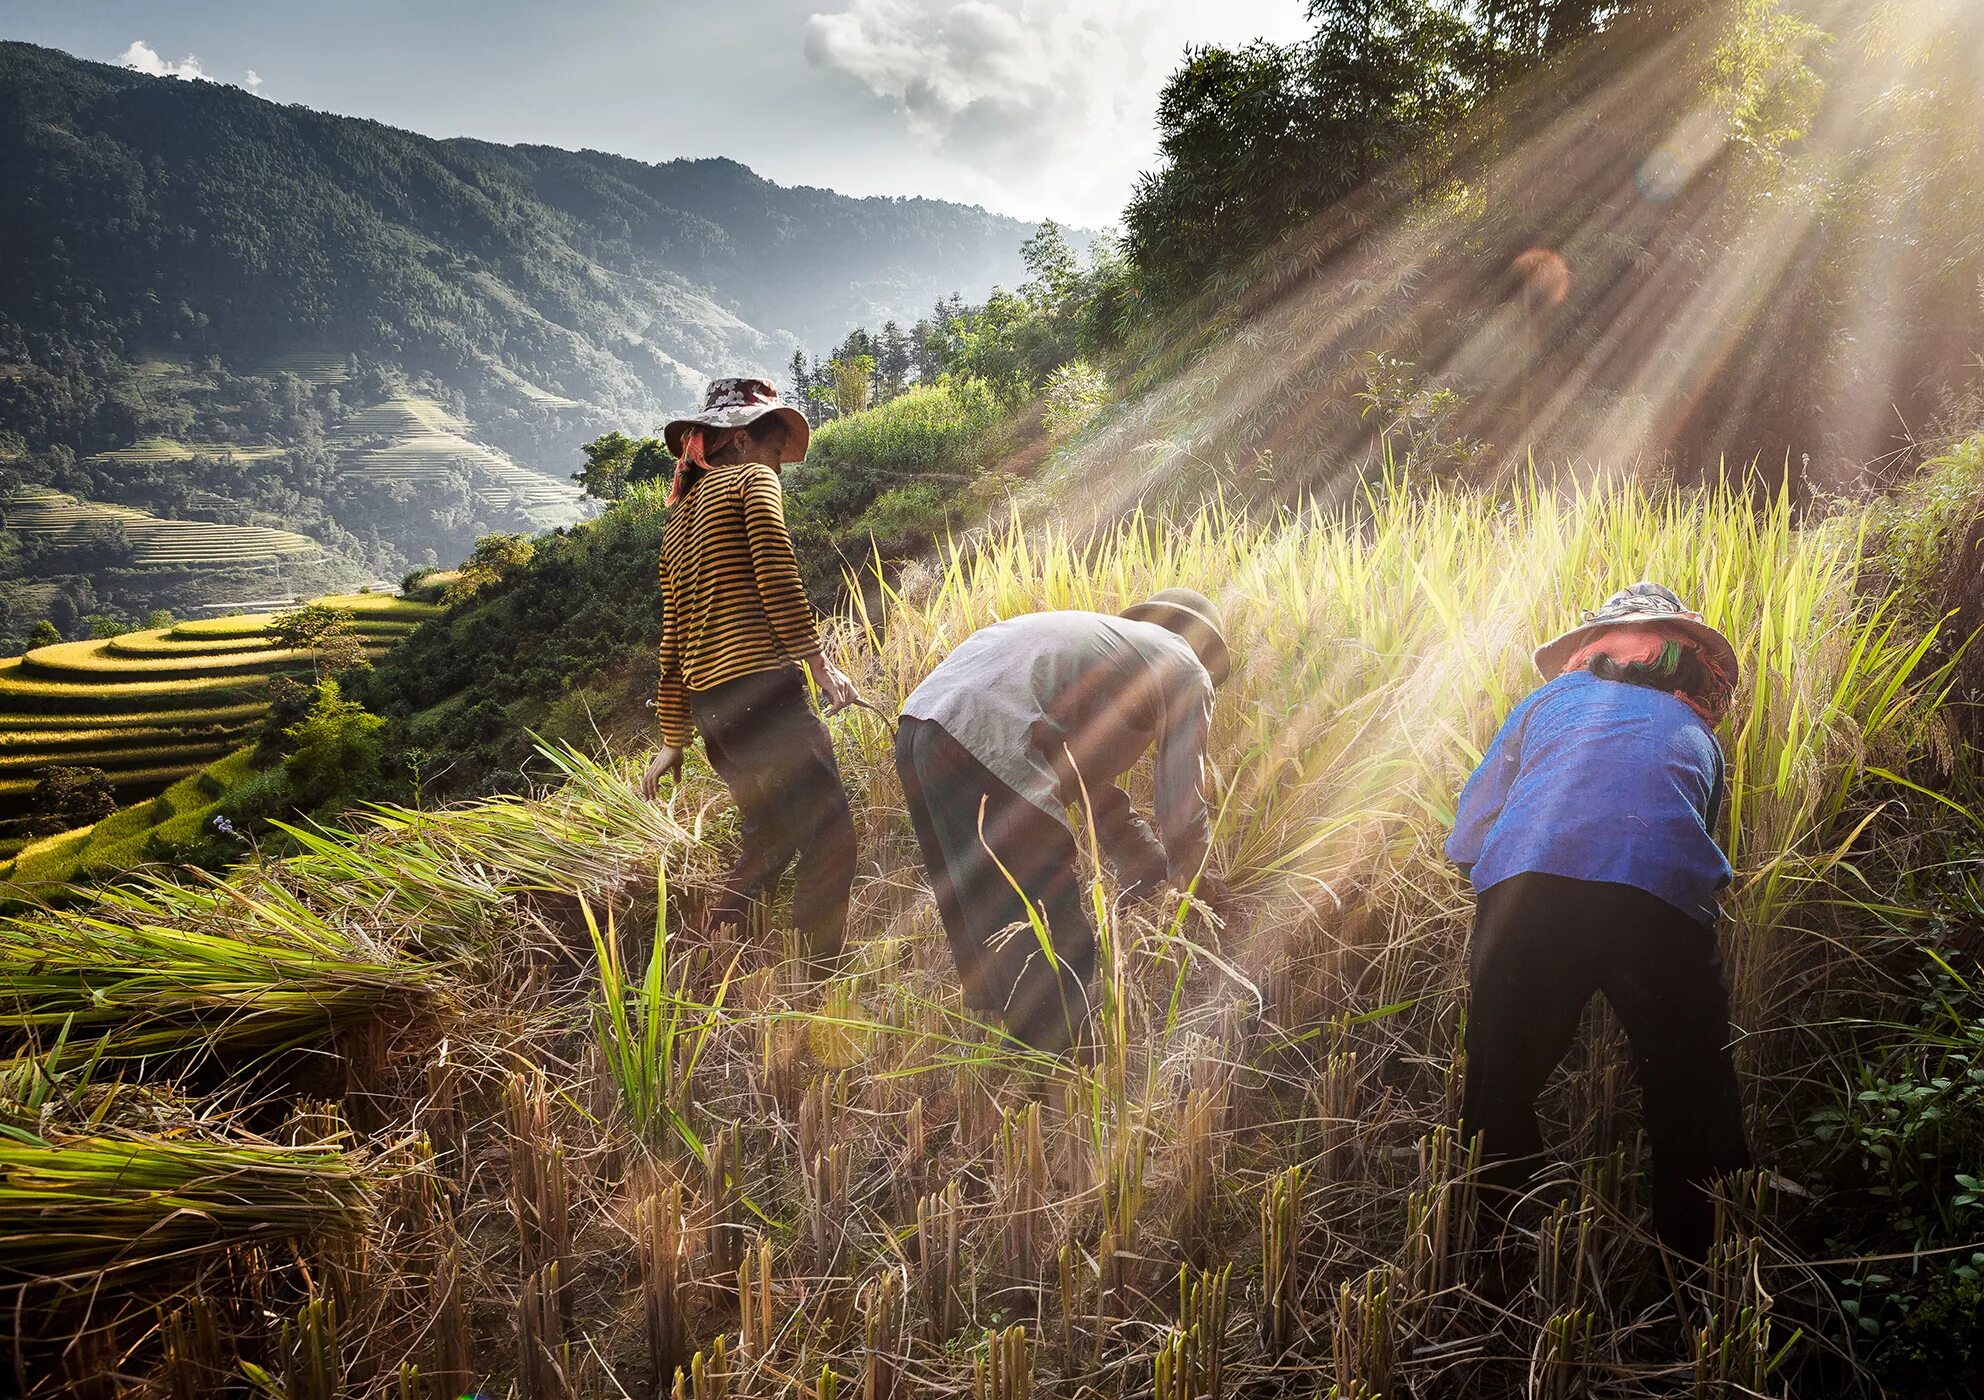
[3,467,1977,1396]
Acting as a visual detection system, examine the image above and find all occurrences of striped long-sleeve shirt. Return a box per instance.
[656,463,821,746]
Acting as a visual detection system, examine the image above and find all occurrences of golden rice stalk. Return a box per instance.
[638,1183,689,1388]
[737,1234,775,1359]
[0,1129,371,1286]
[1532,1308,1596,1400]
[972,1324,1033,1400]
[519,1262,575,1400]
[995,1100,1048,1283]
[1259,1164,1306,1356]
[917,1179,965,1341]
[505,1069,571,1330]
[1330,1265,1398,1400]
[705,1124,745,1273]
[860,1268,905,1400]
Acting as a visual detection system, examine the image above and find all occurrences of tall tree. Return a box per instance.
[877,322,913,399]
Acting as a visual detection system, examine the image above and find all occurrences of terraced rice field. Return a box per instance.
[0,489,321,569]
[0,747,260,885]
[89,437,284,465]
[256,350,352,385]
[339,395,463,437]
[0,594,439,828]
[334,395,586,527]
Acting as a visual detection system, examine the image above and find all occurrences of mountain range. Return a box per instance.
[0,39,1051,620]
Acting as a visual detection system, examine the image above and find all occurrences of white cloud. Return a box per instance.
[804,0,1309,224]
[117,40,268,96]
[117,41,208,82]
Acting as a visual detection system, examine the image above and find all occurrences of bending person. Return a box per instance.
[641,377,860,975]
[896,589,1230,1053]
[1448,581,1750,1261]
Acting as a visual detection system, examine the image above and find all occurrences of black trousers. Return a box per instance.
[1460,871,1751,1261]
[894,717,1094,1053]
[690,667,856,968]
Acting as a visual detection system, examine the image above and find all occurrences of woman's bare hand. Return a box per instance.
[640,746,684,800]
[805,654,863,716]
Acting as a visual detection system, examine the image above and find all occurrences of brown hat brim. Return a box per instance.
[663,404,810,460]
[1533,615,1740,687]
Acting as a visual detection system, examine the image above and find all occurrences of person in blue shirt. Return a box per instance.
[1448,582,1751,1262]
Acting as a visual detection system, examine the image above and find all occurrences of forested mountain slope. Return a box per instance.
[0,41,1047,628]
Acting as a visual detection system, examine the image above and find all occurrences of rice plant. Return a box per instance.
[0,1128,371,1284]
[0,469,1970,1397]
[0,870,442,1064]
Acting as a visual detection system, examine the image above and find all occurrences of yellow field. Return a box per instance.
[0,594,437,819]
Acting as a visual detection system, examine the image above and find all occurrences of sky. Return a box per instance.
[0,0,1313,226]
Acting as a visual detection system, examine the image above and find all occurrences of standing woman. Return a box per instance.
[640,378,861,975]
[1447,582,1750,1262]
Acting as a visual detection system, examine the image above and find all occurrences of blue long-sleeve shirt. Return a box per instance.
[1446,669,1732,925]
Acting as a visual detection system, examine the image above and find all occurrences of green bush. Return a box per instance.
[281,680,385,811]
[1804,957,1984,1384]
[788,379,1011,563]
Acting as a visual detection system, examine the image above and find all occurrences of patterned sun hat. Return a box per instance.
[1532,581,1739,685]
[663,377,810,459]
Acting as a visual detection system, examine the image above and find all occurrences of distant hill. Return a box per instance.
[0,40,1050,628]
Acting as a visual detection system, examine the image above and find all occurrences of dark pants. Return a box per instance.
[894,717,1094,1053]
[1460,872,1751,1261]
[691,667,856,968]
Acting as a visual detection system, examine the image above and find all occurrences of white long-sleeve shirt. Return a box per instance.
[902,611,1213,882]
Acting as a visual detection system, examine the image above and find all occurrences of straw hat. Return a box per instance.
[1122,587,1232,686]
[1533,581,1739,685]
[663,377,810,459]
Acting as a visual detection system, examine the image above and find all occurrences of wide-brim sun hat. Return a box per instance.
[664,377,810,459]
[1533,580,1740,686]
[1122,587,1232,686]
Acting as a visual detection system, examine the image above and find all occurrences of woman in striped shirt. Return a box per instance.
[640,378,860,973]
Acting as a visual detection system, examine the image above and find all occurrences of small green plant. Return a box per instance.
[1806,957,1984,1379]
[585,869,735,1156]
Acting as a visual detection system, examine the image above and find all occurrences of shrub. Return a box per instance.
[1040,359,1111,437]
[23,765,115,837]
[281,680,386,811]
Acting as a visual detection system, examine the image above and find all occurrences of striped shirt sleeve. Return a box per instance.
[655,551,695,747]
[738,468,821,661]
